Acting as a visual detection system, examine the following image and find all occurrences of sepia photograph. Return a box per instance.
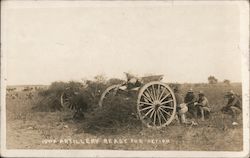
[1,0,249,157]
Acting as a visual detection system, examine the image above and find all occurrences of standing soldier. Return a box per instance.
[184,88,198,119]
[221,90,241,125]
[195,91,211,121]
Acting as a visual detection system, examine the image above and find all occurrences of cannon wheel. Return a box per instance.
[137,81,176,129]
[98,84,122,108]
[60,91,75,110]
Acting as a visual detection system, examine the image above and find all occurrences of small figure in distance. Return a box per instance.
[221,90,242,126]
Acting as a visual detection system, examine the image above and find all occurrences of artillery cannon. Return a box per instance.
[98,73,177,129]
[60,73,177,129]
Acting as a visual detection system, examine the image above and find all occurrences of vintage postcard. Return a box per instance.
[1,0,249,157]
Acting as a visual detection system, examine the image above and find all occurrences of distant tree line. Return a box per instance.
[208,76,231,85]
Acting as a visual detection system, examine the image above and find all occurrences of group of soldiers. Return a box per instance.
[174,86,242,126]
[124,73,242,126]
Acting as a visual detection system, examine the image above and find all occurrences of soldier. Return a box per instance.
[173,86,188,124]
[221,90,241,125]
[184,88,198,119]
[124,72,142,90]
[195,91,210,121]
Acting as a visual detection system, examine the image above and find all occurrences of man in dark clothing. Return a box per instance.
[221,90,242,125]
[184,89,198,119]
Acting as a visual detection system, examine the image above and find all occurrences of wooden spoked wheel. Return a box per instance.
[60,91,75,110]
[137,81,176,129]
[98,84,122,108]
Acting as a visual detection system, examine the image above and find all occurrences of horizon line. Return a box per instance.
[6,82,242,87]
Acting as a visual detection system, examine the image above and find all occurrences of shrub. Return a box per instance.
[33,81,85,112]
[208,76,218,84]
[82,94,141,134]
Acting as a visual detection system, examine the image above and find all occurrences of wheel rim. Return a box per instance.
[137,81,176,129]
[98,84,122,108]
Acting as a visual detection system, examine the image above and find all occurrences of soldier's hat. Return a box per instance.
[225,90,235,97]
[229,90,235,95]
[198,91,204,96]
[173,84,180,92]
[224,91,232,98]
[173,86,179,92]
[188,88,193,93]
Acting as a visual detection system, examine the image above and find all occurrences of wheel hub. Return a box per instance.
[153,100,161,110]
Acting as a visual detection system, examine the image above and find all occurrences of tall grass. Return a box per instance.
[32,79,242,132]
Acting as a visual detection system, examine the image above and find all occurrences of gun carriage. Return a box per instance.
[61,73,177,129]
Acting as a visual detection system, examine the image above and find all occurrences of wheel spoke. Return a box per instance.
[143,108,155,118]
[161,99,173,105]
[139,101,154,106]
[160,93,171,102]
[63,102,70,105]
[142,93,153,103]
[152,85,156,101]
[146,88,155,102]
[140,105,154,111]
[159,107,172,116]
[158,87,166,101]
[149,87,155,101]
[64,101,70,104]
[143,97,151,103]
[150,109,155,118]
[161,105,174,110]
[144,91,152,99]
[158,109,167,123]
[156,84,161,100]
[68,103,73,109]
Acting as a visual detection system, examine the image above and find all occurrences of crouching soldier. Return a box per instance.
[173,86,189,124]
[184,88,198,119]
[221,90,241,126]
[195,91,211,121]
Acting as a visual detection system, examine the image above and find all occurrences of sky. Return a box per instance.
[2,1,242,85]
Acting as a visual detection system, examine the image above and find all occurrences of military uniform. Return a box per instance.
[184,90,197,118]
[173,87,188,123]
[221,91,241,124]
[196,92,210,121]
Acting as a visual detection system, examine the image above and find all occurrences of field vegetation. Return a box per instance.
[6,78,243,150]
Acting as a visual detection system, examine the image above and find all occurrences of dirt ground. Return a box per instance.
[6,86,243,151]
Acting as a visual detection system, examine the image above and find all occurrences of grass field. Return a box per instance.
[6,83,243,150]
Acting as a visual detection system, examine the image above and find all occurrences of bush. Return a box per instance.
[33,78,112,113]
[38,81,67,97]
[33,81,85,112]
[208,76,218,84]
[33,78,142,133]
[82,94,141,134]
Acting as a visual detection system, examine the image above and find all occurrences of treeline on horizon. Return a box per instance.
[6,75,242,87]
